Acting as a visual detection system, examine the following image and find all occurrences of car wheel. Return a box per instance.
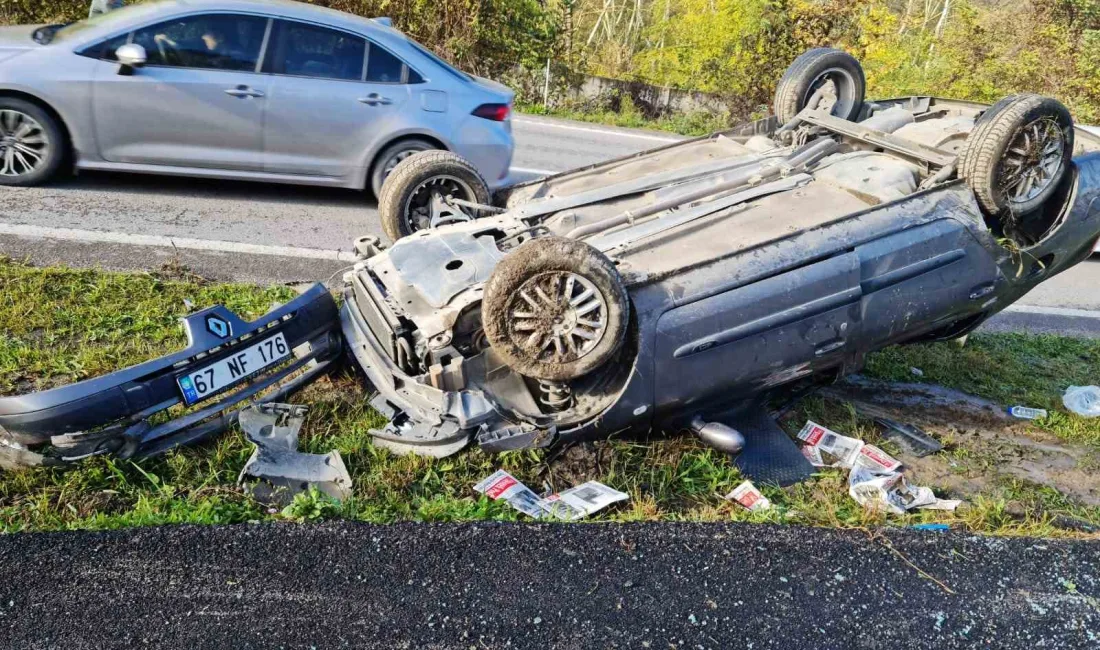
[774,48,866,124]
[482,236,630,382]
[0,99,66,187]
[370,138,438,197]
[377,150,490,242]
[959,94,1074,218]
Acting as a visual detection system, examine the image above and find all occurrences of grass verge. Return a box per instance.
[1,259,1098,536]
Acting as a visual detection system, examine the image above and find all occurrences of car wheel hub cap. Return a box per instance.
[1000,118,1065,204]
[0,110,48,177]
[508,271,608,363]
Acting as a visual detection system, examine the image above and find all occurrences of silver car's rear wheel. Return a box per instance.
[0,99,65,187]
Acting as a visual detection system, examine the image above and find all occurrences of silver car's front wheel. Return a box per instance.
[0,99,65,187]
[0,110,50,178]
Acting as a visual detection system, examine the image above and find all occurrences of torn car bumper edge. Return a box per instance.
[0,284,342,468]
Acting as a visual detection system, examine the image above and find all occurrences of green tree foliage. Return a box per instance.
[2,0,1099,121]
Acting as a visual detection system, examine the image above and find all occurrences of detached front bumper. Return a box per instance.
[0,284,342,467]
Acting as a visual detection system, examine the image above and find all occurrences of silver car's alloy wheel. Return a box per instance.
[403,175,476,232]
[383,145,430,178]
[508,271,608,363]
[1000,118,1065,204]
[0,110,49,178]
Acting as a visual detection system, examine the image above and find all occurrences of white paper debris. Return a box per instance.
[474,470,546,519]
[797,421,863,468]
[855,444,903,474]
[725,480,772,512]
[848,467,960,515]
[539,481,629,521]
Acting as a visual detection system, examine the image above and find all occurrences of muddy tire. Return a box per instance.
[774,48,865,125]
[377,150,490,242]
[959,94,1074,218]
[482,236,630,381]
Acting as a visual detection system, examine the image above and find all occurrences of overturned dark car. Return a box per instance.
[4,49,1100,484]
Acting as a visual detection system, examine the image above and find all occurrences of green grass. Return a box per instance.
[864,334,1100,447]
[2,259,1099,537]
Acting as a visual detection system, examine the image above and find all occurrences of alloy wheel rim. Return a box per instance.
[1000,118,1065,204]
[383,146,429,177]
[402,175,476,233]
[0,110,49,177]
[507,271,608,363]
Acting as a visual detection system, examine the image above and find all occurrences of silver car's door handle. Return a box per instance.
[224,85,265,98]
[358,93,392,106]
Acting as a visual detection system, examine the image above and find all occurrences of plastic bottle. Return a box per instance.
[1008,406,1048,420]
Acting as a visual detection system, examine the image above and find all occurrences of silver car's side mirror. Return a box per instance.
[115,43,147,74]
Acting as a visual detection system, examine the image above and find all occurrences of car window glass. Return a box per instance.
[276,21,365,81]
[365,43,404,83]
[98,32,131,61]
[132,14,267,72]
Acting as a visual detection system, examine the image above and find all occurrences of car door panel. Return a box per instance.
[90,12,270,171]
[855,218,1005,344]
[93,62,268,169]
[654,253,863,410]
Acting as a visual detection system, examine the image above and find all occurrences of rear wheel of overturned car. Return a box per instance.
[482,236,630,382]
[377,150,491,242]
[0,98,66,187]
[959,94,1074,220]
[773,48,866,125]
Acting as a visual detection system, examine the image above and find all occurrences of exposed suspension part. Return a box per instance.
[538,380,574,412]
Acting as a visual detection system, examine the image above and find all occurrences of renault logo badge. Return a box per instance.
[206,315,231,339]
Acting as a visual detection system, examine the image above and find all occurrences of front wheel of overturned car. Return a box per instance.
[482,236,630,382]
[0,98,67,187]
[959,94,1074,220]
[377,150,491,242]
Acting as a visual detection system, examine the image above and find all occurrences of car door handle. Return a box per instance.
[358,93,392,106]
[224,85,265,98]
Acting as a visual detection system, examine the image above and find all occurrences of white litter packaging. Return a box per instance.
[539,481,629,520]
[1063,386,1100,418]
[855,444,902,474]
[797,421,864,468]
[474,470,547,519]
[725,480,772,511]
[848,466,961,515]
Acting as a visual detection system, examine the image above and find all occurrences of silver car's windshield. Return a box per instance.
[47,3,150,44]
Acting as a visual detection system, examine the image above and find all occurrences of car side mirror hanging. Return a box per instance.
[115,43,147,76]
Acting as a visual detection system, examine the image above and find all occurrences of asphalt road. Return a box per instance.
[1,521,1097,649]
[0,113,1097,317]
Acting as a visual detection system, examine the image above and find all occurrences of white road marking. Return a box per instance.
[513,117,682,143]
[1002,304,1100,319]
[510,166,559,176]
[0,223,359,262]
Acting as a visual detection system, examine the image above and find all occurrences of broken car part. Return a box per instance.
[873,417,943,457]
[238,403,352,504]
[0,284,341,467]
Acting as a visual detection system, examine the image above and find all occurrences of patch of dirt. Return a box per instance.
[540,442,614,491]
[823,377,1100,507]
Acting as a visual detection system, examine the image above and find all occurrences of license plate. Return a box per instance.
[177,333,290,405]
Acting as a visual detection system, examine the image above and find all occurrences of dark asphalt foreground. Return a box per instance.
[1,523,1098,649]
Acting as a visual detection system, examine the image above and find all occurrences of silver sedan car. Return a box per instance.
[0,0,515,195]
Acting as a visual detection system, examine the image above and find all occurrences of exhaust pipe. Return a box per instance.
[690,416,746,455]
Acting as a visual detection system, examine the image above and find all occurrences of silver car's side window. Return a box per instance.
[130,13,268,72]
[264,20,366,81]
[364,42,406,84]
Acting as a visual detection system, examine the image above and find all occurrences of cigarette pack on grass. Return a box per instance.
[725,480,771,512]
